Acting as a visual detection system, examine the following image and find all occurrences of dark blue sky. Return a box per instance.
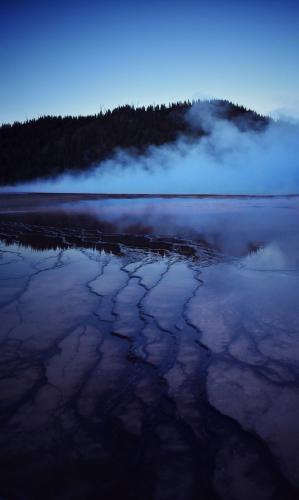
[1,0,298,123]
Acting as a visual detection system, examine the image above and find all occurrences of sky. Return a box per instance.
[1,0,299,124]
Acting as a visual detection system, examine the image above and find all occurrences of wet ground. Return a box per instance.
[0,194,299,500]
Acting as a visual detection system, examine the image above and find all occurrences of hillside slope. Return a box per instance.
[0,100,268,185]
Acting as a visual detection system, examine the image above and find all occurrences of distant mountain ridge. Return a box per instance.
[0,100,268,185]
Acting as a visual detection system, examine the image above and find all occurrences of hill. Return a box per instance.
[0,100,268,185]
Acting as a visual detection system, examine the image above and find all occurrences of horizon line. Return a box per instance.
[1,192,299,199]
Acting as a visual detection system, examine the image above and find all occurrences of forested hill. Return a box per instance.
[0,100,268,185]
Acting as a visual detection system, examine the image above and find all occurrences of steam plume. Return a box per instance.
[2,102,299,195]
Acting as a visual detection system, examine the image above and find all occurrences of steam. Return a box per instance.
[3,102,299,194]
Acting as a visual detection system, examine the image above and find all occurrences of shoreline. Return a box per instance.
[1,192,299,200]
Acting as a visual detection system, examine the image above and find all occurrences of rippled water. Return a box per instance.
[0,194,299,500]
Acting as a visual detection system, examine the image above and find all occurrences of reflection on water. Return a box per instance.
[0,194,299,500]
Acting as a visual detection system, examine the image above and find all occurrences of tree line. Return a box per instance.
[0,100,268,185]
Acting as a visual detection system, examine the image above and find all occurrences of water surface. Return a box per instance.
[0,194,299,500]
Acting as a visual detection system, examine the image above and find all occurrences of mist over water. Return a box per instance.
[1,194,299,500]
[2,102,299,194]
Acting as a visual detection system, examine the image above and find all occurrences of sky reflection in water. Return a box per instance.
[0,195,299,499]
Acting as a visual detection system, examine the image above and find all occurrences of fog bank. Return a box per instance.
[2,102,299,195]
